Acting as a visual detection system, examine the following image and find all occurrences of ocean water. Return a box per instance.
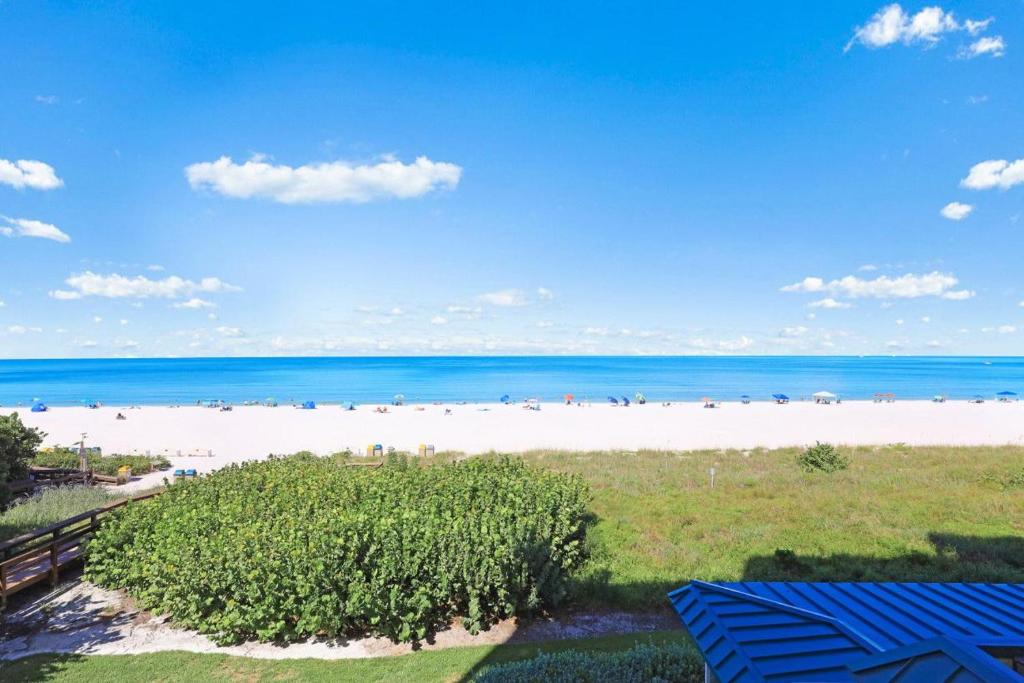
[0,356,1022,406]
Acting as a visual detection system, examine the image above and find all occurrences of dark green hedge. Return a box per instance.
[86,454,590,644]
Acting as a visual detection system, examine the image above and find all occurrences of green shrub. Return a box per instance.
[0,412,44,507]
[86,455,590,645]
[473,642,703,683]
[33,448,170,476]
[0,486,116,541]
[797,442,849,473]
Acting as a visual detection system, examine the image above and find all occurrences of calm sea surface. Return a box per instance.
[0,356,1022,406]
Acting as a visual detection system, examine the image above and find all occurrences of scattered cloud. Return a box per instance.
[537,287,555,301]
[961,158,1024,190]
[966,95,988,105]
[926,340,942,348]
[35,95,59,105]
[846,4,986,52]
[940,202,973,220]
[215,326,244,337]
[477,289,528,307]
[1,217,70,242]
[998,325,1017,334]
[779,326,809,338]
[92,316,103,323]
[185,154,462,204]
[781,271,973,301]
[688,335,754,353]
[50,271,241,300]
[173,297,217,309]
[858,264,879,272]
[0,159,63,190]
[959,35,1005,59]
[430,315,448,325]
[808,297,852,310]
[147,264,165,272]
[7,325,26,334]
[920,316,931,323]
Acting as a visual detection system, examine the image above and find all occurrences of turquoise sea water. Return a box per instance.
[0,356,1022,406]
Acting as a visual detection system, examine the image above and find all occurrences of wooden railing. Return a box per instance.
[0,491,162,608]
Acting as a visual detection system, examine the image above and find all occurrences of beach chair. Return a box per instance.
[185,469,198,477]
[173,469,185,478]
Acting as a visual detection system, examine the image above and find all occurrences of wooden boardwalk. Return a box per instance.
[0,492,161,608]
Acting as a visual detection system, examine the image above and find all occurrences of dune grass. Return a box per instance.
[0,486,118,542]
[501,445,1024,608]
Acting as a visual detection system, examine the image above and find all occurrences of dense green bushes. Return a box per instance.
[473,642,703,683]
[33,448,170,476]
[86,455,590,644]
[0,412,43,506]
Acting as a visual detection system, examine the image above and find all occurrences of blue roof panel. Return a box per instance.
[670,582,1024,683]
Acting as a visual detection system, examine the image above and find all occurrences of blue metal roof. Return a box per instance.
[669,581,1024,682]
[850,637,1024,682]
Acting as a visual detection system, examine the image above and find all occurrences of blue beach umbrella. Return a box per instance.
[997,391,1017,397]
[607,396,619,405]
[621,396,631,406]
[301,401,316,409]
[500,394,510,404]
[31,401,48,412]
[772,393,790,403]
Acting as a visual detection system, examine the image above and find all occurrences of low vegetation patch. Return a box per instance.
[86,454,589,644]
[796,441,849,473]
[473,641,702,683]
[33,448,171,476]
[0,485,117,541]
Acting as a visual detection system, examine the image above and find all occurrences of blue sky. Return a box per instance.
[1,1,1022,357]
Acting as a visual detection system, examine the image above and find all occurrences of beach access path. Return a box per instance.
[9,401,1024,488]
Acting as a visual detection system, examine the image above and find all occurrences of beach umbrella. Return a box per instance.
[635,392,646,404]
[393,394,405,405]
[564,393,574,403]
[997,391,1018,397]
[607,396,619,405]
[740,395,751,404]
[301,401,316,409]
[772,393,789,401]
[813,391,837,400]
[345,402,356,410]
[31,401,48,413]
[621,396,630,406]
[500,394,510,404]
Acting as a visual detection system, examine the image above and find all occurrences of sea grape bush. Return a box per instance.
[85,454,590,645]
[33,448,171,476]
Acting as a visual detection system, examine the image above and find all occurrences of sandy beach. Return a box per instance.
[10,400,1024,482]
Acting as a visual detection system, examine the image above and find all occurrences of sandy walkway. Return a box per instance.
[0,579,676,662]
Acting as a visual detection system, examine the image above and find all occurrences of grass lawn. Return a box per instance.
[507,445,1024,608]
[0,631,692,682]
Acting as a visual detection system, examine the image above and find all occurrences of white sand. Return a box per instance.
[10,400,1024,486]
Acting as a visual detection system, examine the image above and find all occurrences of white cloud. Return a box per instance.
[173,297,217,309]
[960,35,1005,59]
[782,271,973,301]
[808,297,852,309]
[964,18,993,35]
[477,289,528,307]
[120,319,129,326]
[940,202,973,220]
[215,326,243,337]
[1,217,71,243]
[185,154,462,204]
[116,339,139,349]
[50,271,240,300]
[966,95,988,105]
[847,4,961,50]
[537,320,554,328]
[998,325,1017,334]
[0,299,4,307]
[537,287,555,301]
[926,340,942,347]
[689,335,755,352]
[430,315,448,325]
[895,319,905,326]
[35,95,59,105]
[920,316,931,323]
[92,316,103,323]
[961,159,1024,190]
[7,325,26,334]
[390,307,404,316]
[147,264,165,272]
[858,264,879,272]
[779,326,809,338]
[0,159,63,190]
